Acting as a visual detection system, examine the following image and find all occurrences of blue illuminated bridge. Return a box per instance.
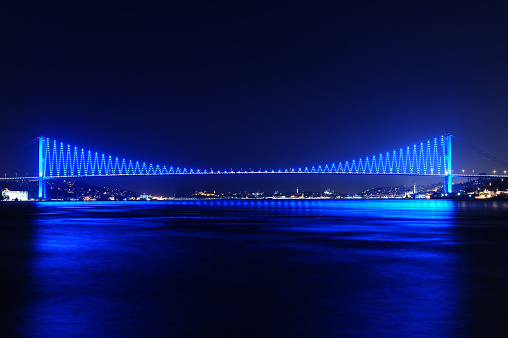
[2,134,508,199]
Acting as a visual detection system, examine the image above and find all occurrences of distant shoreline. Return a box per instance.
[3,197,507,203]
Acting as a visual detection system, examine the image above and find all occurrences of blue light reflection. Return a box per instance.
[17,200,480,336]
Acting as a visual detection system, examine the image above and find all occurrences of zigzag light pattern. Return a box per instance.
[42,136,447,177]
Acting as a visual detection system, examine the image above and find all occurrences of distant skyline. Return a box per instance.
[2,2,508,194]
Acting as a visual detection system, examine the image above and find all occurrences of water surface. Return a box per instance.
[1,200,508,336]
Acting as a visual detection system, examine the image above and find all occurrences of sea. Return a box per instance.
[1,199,508,337]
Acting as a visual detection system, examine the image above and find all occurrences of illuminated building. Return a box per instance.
[2,189,28,201]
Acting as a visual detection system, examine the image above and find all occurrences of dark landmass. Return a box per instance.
[1,177,508,201]
[0,179,137,201]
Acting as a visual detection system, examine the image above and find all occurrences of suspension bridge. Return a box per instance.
[1,133,507,200]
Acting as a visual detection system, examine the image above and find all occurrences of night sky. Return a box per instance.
[2,2,508,194]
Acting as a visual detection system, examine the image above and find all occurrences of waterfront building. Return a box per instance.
[2,189,28,201]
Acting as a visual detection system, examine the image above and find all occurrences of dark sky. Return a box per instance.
[1,1,508,194]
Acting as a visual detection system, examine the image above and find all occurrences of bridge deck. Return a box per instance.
[2,173,507,181]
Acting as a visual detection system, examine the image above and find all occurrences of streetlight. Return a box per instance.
[462,169,465,174]
[493,170,497,175]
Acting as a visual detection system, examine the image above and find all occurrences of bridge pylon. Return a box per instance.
[444,133,452,194]
[38,136,47,200]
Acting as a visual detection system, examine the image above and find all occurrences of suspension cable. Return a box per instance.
[452,135,508,168]
[13,137,39,152]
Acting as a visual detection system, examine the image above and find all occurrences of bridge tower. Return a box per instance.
[38,136,47,200]
[444,133,452,194]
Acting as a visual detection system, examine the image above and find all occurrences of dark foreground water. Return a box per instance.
[1,200,508,337]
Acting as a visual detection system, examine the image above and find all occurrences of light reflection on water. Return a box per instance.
[4,200,508,336]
